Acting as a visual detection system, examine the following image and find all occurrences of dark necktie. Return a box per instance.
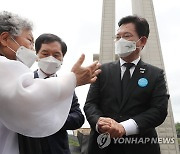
[121,63,134,98]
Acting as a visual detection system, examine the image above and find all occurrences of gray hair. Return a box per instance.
[0,11,33,36]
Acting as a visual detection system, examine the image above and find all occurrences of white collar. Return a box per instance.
[120,57,140,67]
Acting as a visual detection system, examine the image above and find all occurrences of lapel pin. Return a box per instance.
[138,78,148,87]
[140,68,146,74]
[140,68,145,70]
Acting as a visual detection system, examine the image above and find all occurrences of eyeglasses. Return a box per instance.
[114,33,133,41]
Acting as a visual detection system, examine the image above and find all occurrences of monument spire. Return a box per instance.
[99,0,115,63]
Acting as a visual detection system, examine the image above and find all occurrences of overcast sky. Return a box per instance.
[1,0,179,126]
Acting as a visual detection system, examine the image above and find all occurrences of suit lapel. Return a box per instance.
[34,70,39,79]
[119,60,147,110]
[109,60,122,108]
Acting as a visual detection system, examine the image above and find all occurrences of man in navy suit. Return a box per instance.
[18,33,84,154]
[84,15,169,154]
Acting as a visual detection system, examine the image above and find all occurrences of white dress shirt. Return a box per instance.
[119,57,140,136]
[0,56,76,154]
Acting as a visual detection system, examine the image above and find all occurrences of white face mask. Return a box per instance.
[38,56,62,75]
[115,38,141,57]
[7,37,37,68]
[16,46,37,67]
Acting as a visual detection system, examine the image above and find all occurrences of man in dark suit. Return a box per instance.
[18,33,85,154]
[84,15,169,154]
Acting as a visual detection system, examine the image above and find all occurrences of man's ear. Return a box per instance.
[0,32,10,47]
[36,53,39,62]
[61,57,63,65]
[140,36,147,47]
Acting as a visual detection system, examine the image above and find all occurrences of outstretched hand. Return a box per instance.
[71,54,101,86]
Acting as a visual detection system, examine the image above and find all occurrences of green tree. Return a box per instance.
[175,122,180,145]
[176,122,180,137]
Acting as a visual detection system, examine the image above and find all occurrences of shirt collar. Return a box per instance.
[120,57,140,67]
[37,69,57,79]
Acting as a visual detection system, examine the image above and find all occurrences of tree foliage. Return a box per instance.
[175,122,180,137]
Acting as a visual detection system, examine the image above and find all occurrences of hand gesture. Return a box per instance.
[71,54,101,86]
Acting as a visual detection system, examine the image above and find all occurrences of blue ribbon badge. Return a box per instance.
[138,78,148,87]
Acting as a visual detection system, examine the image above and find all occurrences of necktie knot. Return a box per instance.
[123,63,134,69]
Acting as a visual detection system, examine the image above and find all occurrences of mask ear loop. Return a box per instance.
[6,36,21,54]
[136,37,144,49]
[6,45,24,63]
[136,37,142,43]
[7,46,16,54]
[10,36,21,47]
[136,36,147,49]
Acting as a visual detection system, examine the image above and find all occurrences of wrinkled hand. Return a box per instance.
[97,117,126,138]
[71,54,101,86]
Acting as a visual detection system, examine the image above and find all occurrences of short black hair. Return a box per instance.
[35,33,67,56]
[118,15,150,38]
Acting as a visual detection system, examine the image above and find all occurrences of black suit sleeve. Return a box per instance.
[84,73,104,130]
[133,69,169,134]
[61,92,85,131]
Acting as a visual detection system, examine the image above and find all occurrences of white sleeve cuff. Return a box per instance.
[96,123,101,134]
[120,119,139,136]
